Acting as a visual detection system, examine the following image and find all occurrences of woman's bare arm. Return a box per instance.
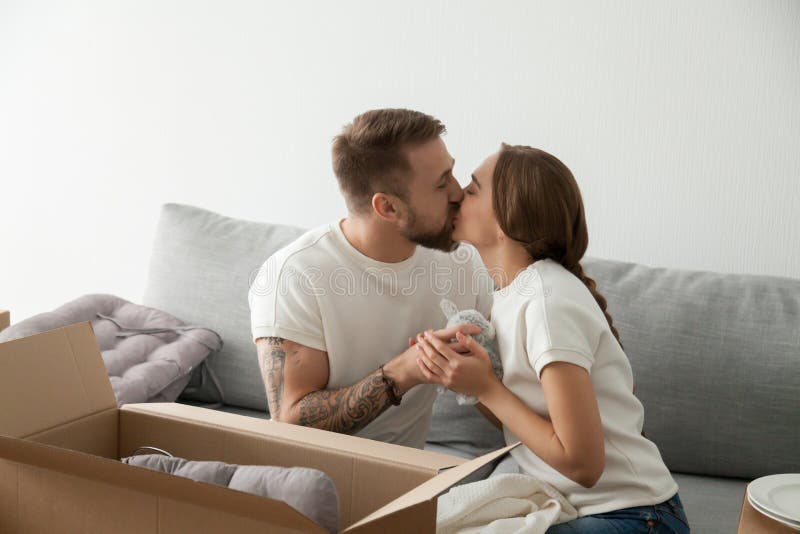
[476,401,502,430]
[479,361,605,488]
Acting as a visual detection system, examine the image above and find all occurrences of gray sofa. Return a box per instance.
[143,203,799,533]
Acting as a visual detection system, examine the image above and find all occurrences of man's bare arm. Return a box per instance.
[255,324,480,434]
[257,336,294,419]
[256,336,399,435]
[294,368,395,433]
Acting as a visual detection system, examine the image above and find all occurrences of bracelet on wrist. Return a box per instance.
[379,364,402,406]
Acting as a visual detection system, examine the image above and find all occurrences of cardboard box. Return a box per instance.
[0,321,521,533]
[0,309,9,332]
[736,484,798,533]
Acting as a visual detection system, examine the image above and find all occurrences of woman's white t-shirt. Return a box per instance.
[491,258,678,517]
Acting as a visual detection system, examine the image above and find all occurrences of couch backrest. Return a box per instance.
[583,257,799,480]
[143,203,305,411]
[144,204,799,479]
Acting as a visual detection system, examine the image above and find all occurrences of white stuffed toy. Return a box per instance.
[437,298,504,405]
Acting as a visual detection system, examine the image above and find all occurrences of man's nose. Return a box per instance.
[450,186,465,204]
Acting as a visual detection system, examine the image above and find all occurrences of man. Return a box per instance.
[248,108,494,449]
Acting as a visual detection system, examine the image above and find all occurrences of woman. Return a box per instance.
[414,144,690,533]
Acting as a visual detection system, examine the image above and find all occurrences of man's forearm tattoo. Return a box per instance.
[257,337,287,417]
[298,367,393,434]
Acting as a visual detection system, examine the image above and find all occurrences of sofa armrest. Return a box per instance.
[0,310,9,332]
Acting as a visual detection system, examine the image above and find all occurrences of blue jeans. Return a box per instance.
[545,493,690,533]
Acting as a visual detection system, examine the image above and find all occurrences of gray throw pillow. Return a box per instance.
[0,293,222,406]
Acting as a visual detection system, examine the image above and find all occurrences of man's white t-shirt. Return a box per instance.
[492,258,679,516]
[248,219,493,449]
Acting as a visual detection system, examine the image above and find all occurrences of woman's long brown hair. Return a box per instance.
[492,143,623,348]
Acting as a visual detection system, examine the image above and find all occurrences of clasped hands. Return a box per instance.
[408,324,500,400]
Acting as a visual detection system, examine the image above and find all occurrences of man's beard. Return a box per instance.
[401,205,459,252]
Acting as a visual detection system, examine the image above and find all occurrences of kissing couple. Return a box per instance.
[249,108,687,532]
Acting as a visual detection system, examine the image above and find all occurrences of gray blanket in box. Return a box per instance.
[122,452,339,534]
[0,294,222,406]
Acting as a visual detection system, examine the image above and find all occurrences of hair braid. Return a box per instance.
[564,260,623,350]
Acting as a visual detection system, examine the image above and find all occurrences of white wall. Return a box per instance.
[2,0,799,323]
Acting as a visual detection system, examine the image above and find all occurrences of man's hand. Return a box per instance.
[385,324,482,393]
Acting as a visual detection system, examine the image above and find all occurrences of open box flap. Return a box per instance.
[0,434,328,533]
[121,402,468,472]
[0,321,117,438]
[343,441,523,532]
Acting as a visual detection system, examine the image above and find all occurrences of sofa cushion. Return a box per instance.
[427,388,505,458]
[422,442,503,488]
[670,471,747,534]
[582,257,800,480]
[143,203,305,411]
[178,398,272,420]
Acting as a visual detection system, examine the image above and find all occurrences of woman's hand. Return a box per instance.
[408,324,479,353]
[415,330,500,399]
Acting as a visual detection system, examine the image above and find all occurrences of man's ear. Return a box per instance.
[371,192,406,223]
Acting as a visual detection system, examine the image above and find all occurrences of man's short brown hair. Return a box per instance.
[331,108,446,214]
